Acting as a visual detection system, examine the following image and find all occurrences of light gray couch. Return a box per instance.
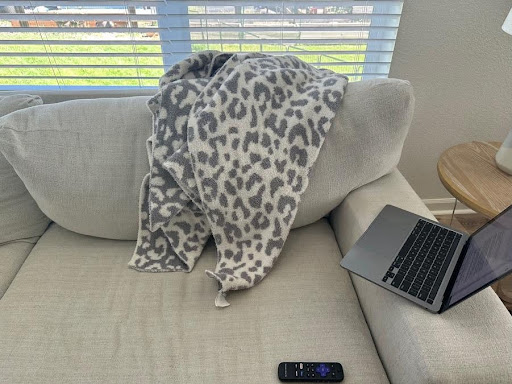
[0,82,511,384]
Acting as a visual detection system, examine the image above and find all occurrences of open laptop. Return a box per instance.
[340,204,512,313]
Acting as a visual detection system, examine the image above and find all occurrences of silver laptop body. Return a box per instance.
[340,205,469,313]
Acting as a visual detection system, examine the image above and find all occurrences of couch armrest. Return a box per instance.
[0,237,38,300]
[330,169,512,384]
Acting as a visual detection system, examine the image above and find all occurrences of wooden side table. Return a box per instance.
[437,141,512,310]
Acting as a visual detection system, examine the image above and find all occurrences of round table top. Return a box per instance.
[437,141,512,219]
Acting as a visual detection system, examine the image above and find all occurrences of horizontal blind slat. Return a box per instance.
[2,0,399,5]
[0,76,162,80]
[0,38,396,45]
[0,50,392,57]
[0,26,398,33]
[1,61,389,68]
[0,73,387,80]
[0,13,401,21]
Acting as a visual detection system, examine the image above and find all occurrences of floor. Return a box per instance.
[435,213,488,234]
[435,212,512,314]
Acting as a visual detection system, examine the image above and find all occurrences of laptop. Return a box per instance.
[340,204,512,313]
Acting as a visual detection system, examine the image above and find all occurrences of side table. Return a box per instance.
[437,141,512,310]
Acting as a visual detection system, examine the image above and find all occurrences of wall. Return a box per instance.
[390,0,512,200]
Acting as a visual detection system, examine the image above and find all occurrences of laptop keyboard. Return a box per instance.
[382,219,462,304]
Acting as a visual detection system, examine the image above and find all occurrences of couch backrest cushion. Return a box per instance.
[0,96,151,240]
[0,79,414,240]
[0,94,51,244]
[295,78,415,228]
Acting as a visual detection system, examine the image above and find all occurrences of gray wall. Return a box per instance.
[391,0,512,199]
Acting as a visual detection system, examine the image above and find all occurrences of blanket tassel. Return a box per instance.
[215,291,230,308]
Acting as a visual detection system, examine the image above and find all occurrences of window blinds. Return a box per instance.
[0,0,403,89]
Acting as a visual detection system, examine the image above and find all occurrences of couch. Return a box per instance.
[0,80,511,384]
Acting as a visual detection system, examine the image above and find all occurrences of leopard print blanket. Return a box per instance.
[128,51,348,307]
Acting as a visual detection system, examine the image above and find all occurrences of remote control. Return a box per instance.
[278,362,344,382]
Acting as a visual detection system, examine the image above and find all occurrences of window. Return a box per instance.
[0,1,403,90]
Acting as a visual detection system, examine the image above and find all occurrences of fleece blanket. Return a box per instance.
[129,51,348,306]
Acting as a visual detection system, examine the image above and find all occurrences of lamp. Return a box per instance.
[496,8,512,174]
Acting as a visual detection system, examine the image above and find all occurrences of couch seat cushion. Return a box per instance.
[0,220,387,384]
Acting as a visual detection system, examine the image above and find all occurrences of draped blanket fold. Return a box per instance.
[129,51,348,306]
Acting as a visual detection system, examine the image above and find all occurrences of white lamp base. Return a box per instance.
[496,129,512,175]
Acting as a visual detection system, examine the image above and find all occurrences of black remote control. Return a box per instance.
[278,362,344,382]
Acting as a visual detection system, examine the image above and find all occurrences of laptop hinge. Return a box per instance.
[440,237,471,313]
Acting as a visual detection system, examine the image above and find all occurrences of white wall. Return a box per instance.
[391,0,512,199]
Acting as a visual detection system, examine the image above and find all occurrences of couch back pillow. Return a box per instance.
[295,78,415,228]
[0,94,51,244]
[0,80,414,240]
[0,96,151,240]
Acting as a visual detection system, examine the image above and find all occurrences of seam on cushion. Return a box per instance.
[0,125,84,134]
[0,240,37,246]
[0,237,40,246]
[0,223,52,300]
[0,238,38,301]
[0,125,142,137]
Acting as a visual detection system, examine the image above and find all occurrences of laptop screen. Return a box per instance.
[446,206,512,308]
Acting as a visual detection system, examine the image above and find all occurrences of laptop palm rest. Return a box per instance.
[341,205,420,283]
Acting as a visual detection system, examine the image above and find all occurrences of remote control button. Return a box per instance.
[300,371,304,377]
[295,371,298,377]
[316,363,331,377]
[299,363,303,369]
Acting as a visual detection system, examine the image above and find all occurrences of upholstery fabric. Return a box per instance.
[0,96,152,240]
[0,94,42,115]
[330,169,512,384]
[0,238,37,299]
[0,220,388,384]
[0,79,413,241]
[0,94,50,244]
